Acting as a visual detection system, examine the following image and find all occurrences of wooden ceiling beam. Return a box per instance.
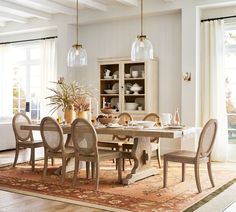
[0,0,51,20]
[115,0,139,7]
[0,11,27,23]
[28,0,76,15]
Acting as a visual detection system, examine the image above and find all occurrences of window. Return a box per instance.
[225,29,236,143]
[12,42,41,120]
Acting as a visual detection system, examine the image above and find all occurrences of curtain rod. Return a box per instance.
[0,36,57,45]
[201,15,236,22]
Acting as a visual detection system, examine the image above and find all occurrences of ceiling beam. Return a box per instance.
[0,0,51,20]
[0,20,6,27]
[115,0,139,7]
[0,11,27,23]
[67,0,107,11]
[28,0,76,15]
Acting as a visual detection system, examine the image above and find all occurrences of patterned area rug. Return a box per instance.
[0,160,235,212]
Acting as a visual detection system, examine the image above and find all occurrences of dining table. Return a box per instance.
[21,123,195,185]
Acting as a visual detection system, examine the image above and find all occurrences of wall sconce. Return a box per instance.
[183,72,191,81]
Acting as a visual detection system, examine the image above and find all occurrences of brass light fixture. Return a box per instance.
[131,0,153,61]
[67,0,87,67]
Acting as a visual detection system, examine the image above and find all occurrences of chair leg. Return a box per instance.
[73,157,79,186]
[156,148,161,168]
[13,144,19,167]
[194,163,202,193]
[86,161,90,179]
[207,160,215,187]
[91,162,95,179]
[95,162,99,190]
[116,158,122,183]
[163,158,168,188]
[43,153,48,182]
[182,163,185,182]
[51,158,54,166]
[31,147,35,171]
[61,157,66,185]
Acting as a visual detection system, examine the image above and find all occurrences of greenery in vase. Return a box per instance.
[46,78,94,114]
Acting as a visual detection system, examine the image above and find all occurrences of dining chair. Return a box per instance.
[98,112,133,170]
[12,112,44,171]
[71,118,122,190]
[122,113,162,168]
[40,117,75,185]
[163,119,218,193]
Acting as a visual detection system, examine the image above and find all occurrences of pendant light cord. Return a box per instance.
[141,0,143,36]
[76,0,79,45]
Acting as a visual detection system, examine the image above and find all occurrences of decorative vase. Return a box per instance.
[64,104,74,124]
[77,111,88,120]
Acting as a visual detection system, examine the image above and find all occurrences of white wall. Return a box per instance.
[77,13,181,116]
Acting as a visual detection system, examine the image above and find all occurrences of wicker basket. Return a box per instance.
[98,117,119,125]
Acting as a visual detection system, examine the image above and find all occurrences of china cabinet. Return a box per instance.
[98,57,158,119]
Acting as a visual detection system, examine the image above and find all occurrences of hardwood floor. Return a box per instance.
[0,149,111,212]
[0,190,108,212]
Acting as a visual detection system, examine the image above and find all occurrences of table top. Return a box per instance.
[21,123,195,139]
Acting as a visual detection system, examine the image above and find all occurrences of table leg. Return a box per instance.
[122,137,159,185]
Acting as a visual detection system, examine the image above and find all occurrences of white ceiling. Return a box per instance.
[0,0,175,27]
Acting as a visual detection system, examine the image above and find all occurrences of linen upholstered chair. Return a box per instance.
[122,113,162,168]
[12,112,44,171]
[71,118,122,190]
[98,112,133,170]
[163,119,218,193]
[40,117,75,185]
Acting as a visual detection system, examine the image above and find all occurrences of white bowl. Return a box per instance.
[104,89,118,94]
[130,121,156,128]
[125,102,138,110]
[130,84,142,94]
[131,71,139,78]
[125,73,131,78]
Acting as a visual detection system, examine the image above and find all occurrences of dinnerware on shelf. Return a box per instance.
[104,69,111,76]
[125,73,131,78]
[125,102,138,110]
[112,83,119,90]
[130,83,142,94]
[104,89,118,94]
[104,76,112,79]
[131,70,139,78]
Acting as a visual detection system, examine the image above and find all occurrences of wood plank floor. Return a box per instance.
[0,190,109,211]
[0,149,111,212]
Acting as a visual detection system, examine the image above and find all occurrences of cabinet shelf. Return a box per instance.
[98,58,158,118]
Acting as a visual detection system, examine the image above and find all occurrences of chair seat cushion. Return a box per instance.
[164,150,196,163]
[20,140,43,147]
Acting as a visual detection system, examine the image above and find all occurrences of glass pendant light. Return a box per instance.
[67,0,87,67]
[131,0,153,61]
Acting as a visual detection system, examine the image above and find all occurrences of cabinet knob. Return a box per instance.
[121,86,124,89]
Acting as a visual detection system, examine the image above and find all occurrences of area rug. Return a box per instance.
[0,160,235,212]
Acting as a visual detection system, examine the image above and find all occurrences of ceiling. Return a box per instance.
[0,0,174,27]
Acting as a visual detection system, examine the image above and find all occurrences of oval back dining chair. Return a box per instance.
[122,113,162,169]
[71,118,122,190]
[40,117,74,185]
[12,112,44,171]
[98,112,133,170]
[163,119,218,193]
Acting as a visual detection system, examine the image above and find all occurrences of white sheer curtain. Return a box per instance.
[0,44,13,119]
[40,38,57,118]
[201,20,228,161]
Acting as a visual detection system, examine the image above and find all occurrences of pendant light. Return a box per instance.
[131,0,153,61]
[67,0,87,67]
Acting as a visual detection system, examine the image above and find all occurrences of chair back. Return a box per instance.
[118,112,133,125]
[71,118,98,156]
[196,119,218,159]
[114,112,133,140]
[40,117,64,153]
[143,113,159,122]
[12,113,33,142]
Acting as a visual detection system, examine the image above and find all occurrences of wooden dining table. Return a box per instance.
[21,123,195,185]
